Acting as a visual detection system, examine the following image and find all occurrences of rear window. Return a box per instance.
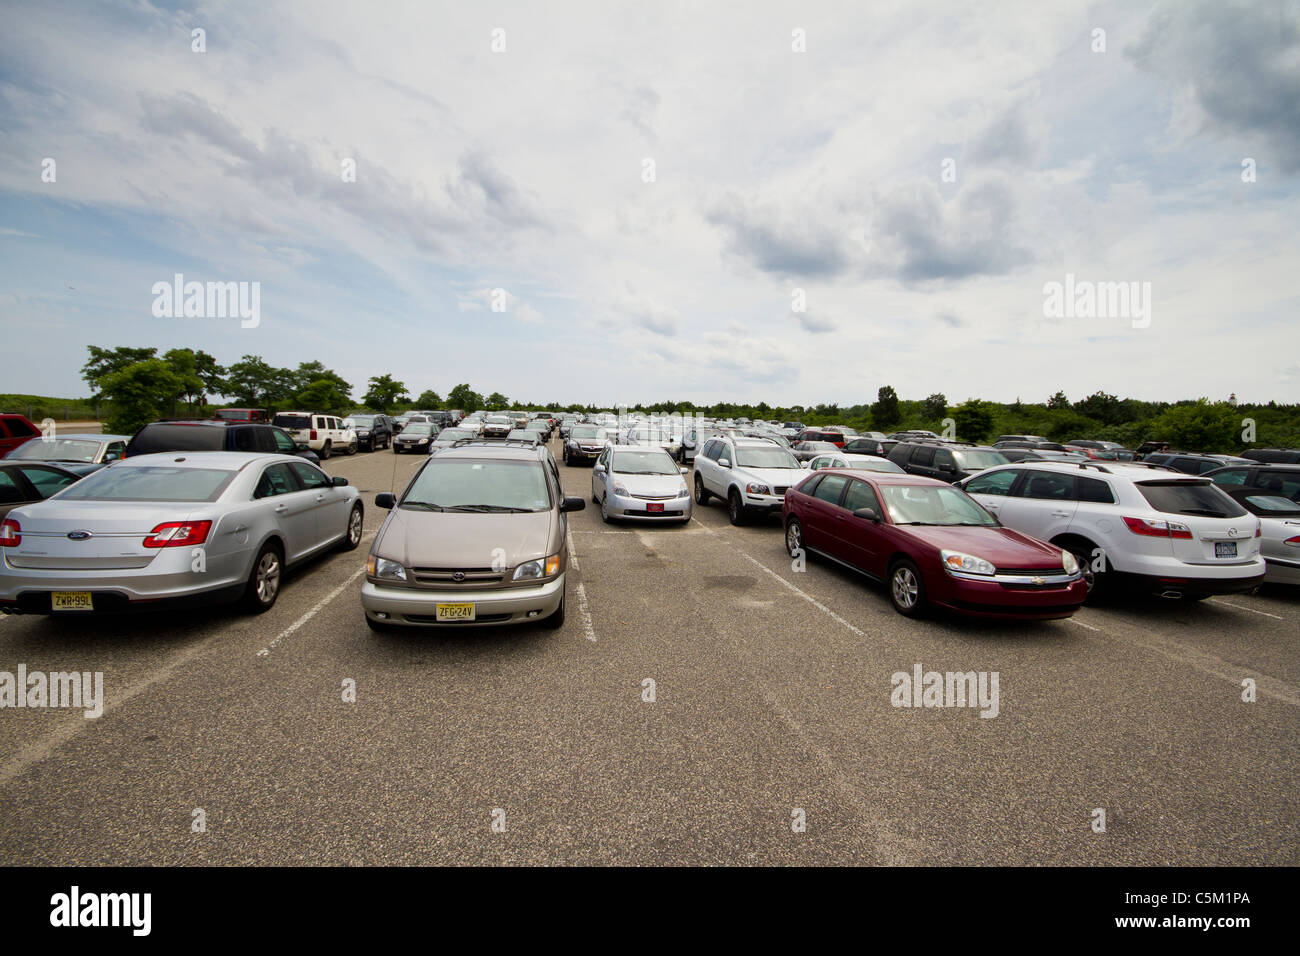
[273,414,311,430]
[129,424,224,454]
[1136,480,1246,518]
[3,418,38,437]
[953,449,1009,470]
[60,465,235,502]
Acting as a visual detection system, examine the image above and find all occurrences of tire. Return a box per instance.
[338,503,363,551]
[1065,542,1106,599]
[563,449,570,465]
[694,473,711,505]
[785,518,804,557]
[600,492,613,523]
[320,441,332,460]
[888,559,926,617]
[242,541,283,614]
[346,439,358,455]
[543,589,566,630]
[727,489,747,526]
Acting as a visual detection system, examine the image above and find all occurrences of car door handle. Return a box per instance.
[315,494,325,502]
[1050,510,1071,517]
[230,524,249,534]
[274,504,287,513]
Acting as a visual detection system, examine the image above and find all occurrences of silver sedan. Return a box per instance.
[591,445,692,524]
[0,452,362,616]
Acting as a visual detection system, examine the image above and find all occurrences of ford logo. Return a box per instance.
[67,530,92,541]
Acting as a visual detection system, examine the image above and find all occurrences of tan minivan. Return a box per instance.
[361,441,584,631]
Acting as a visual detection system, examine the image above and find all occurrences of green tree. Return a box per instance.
[296,378,351,415]
[224,355,296,409]
[99,359,185,434]
[161,348,209,416]
[871,386,901,430]
[81,346,158,398]
[1149,400,1240,452]
[293,361,351,398]
[1047,390,1070,410]
[951,399,996,443]
[486,391,509,411]
[414,389,443,409]
[921,393,947,420]
[361,374,410,413]
[447,384,485,413]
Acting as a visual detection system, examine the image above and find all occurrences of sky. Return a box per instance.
[1,0,1298,409]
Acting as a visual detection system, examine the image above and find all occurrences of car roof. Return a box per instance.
[111,451,295,469]
[838,471,949,486]
[984,460,1195,480]
[434,442,546,461]
[15,433,130,441]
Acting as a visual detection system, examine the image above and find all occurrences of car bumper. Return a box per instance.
[1116,555,1267,595]
[931,570,1089,620]
[1263,555,1300,585]
[741,492,786,513]
[566,447,604,461]
[603,491,692,520]
[394,441,430,452]
[361,573,565,627]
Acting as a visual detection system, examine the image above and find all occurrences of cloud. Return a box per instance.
[1126,0,1300,171]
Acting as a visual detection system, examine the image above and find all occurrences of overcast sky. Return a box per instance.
[2,0,1297,408]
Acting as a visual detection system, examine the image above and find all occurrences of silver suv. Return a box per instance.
[693,435,804,524]
[958,461,1265,599]
[362,441,585,630]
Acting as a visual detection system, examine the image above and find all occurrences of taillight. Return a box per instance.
[0,519,20,547]
[310,429,318,440]
[1284,536,1300,548]
[143,520,212,548]
[1123,516,1193,539]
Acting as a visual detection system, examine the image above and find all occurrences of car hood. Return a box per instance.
[377,507,557,568]
[896,525,1067,570]
[736,466,805,487]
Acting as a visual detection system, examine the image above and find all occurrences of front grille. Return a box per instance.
[409,568,506,590]
[773,486,789,495]
[632,493,676,500]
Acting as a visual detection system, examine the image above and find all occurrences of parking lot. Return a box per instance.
[1,435,1297,866]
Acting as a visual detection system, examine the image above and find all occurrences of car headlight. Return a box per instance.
[513,554,561,580]
[940,550,996,575]
[611,482,630,496]
[746,483,771,495]
[417,438,428,444]
[1062,550,1080,574]
[358,430,371,436]
[367,555,407,581]
[678,482,690,497]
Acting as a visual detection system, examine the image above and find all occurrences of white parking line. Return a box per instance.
[565,529,597,642]
[1208,599,1285,620]
[1066,617,1101,632]
[257,564,367,657]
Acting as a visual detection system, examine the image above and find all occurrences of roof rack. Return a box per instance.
[906,437,976,447]
[449,438,542,450]
[1076,462,1112,474]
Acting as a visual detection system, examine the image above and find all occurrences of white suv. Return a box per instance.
[958,461,1265,600]
[272,412,357,459]
[693,436,805,524]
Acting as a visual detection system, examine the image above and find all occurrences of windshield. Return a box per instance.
[347,415,375,427]
[571,427,607,440]
[438,429,473,441]
[880,484,998,526]
[1137,480,1246,518]
[486,416,512,424]
[60,465,234,502]
[735,446,800,469]
[402,460,551,512]
[613,449,678,475]
[400,424,433,436]
[953,450,1009,470]
[11,438,100,462]
[214,409,254,420]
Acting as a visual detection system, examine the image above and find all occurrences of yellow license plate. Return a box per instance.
[51,591,93,612]
[435,603,475,621]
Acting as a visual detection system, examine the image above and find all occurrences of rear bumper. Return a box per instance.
[1124,570,1265,596]
[0,582,246,615]
[361,573,565,627]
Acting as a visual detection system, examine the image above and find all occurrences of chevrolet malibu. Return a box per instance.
[782,471,1087,619]
[0,452,362,615]
[362,442,584,631]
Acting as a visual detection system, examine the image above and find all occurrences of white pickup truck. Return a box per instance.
[692,435,806,524]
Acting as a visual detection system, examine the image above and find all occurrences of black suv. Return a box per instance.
[842,436,887,456]
[1142,452,1250,475]
[886,440,1009,483]
[124,421,321,464]
[344,413,395,451]
[1205,462,1300,502]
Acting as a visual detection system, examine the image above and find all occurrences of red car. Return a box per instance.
[795,428,846,449]
[0,413,42,457]
[782,471,1088,619]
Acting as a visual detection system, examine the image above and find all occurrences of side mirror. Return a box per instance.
[594,463,606,473]
[679,467,688,475]
[801,461,811,469]
[718,458,731,468]
[561,496,586,513]
[103,453,120,462]
[939,462,956,472]
[332,476,349,486]
[375,492,396,509]
[853,507,881,522]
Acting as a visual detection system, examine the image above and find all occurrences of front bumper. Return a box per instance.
[603,491,692,521]
[741,492,786,514]
[361,573,566,627]
[931,569,1089,620]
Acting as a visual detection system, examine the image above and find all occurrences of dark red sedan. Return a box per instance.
[782,471,1088,619]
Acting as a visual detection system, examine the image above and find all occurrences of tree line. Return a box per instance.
[80,346,1298,452]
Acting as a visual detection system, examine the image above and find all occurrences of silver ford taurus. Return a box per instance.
[0,452,362,616]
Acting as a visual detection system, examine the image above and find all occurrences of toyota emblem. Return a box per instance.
[452,572,467,582]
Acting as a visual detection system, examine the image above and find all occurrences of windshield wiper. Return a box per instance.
[400,501,447,511]
[1180,508,1229,517]
[454,504,532,513]
[894,521,940,526]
